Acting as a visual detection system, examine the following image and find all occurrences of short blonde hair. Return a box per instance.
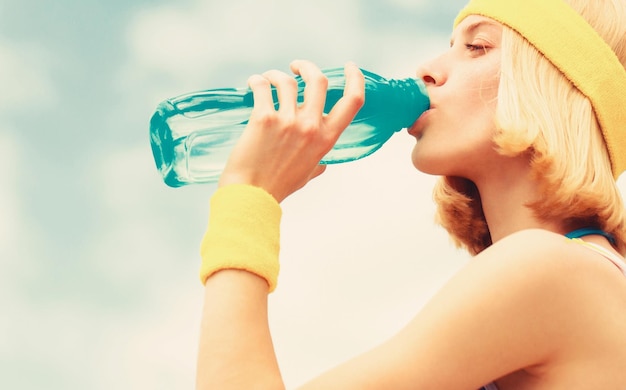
[435,0,626,255]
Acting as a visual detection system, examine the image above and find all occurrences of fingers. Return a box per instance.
[325,62,365,134]
[290,60,364,149]
[290,60,328,116]
[247,74,275,113]
[237,61,359,199]
[261,70,298,116]
[248,70,299,116]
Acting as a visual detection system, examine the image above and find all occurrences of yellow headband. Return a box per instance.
[455,0,626,178]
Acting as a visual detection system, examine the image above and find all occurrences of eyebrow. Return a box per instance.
[450,20,500,46]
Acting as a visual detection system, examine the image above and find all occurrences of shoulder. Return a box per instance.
[410,230,586,361]
[371,229,601,382]
[458,228,575,288]
[468,228,614,304]
[481,228,571,261]
[479,228,622,286]
[299,229,625,388]
[467,228,626,350]
[473,229,626,377]
[445,228,621,341]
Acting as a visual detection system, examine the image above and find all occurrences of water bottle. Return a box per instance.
[149,68,429,187]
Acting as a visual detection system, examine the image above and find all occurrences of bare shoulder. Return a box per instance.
[480,228,626,286]
[298,229,626,389]
[437,228,626,380]
[435,227,626,352]
[472,228,626,312]
[475,229,626,384]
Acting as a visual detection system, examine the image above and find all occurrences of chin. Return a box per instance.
[411,146,461,177]
[411,147,439,175]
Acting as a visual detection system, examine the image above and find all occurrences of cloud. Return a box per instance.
[120,0,365,96]
[87,144,211,389]
[91,144,205,288]
[0,128,48,301]
[386,0,431,8]
[0,129,20,255]
[0,129,23,359]
[0,38,57,112]
[0,142,210,389]
[117,0,462,103]
[0,129,57,388]
[89,283,202,390]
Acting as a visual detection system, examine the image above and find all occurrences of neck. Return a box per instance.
[472,156,565,244]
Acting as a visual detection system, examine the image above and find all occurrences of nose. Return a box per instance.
[416,55,447,87]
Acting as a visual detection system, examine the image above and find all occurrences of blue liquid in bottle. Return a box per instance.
[150,68,429,187]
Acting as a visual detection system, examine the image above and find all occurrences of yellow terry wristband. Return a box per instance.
[199,184,282,292]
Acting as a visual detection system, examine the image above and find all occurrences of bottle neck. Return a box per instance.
[387,78,430,128]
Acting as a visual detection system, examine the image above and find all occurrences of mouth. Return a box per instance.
[407,107,434,137]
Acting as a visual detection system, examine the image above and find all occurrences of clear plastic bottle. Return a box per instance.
[150,68,429,187]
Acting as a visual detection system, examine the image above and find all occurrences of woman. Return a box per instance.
[195,0,626,388]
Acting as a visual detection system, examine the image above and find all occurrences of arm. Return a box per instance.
[196,270,284,390]
[196,60,365,389]
[297,229,585,389]
[196,184,285,389]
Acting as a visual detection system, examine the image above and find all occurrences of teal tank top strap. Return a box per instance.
[565,227,616,246]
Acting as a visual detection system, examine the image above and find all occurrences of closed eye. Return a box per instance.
[465,44,487,52]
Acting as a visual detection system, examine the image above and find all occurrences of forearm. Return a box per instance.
[193,61,365,389]
[196,184,284,389]
[196,269,284,390]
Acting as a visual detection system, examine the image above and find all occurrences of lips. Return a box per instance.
[408,107,434,137]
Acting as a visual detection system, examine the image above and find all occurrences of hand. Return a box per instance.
[218,60,365,203]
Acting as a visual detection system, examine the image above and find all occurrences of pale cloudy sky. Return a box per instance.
[3,1,624,389]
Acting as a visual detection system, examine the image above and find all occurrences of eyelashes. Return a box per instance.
[465,44,489,53]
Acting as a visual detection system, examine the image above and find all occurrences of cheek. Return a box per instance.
[444,69,499,119]
[468,76,500,108]
[460,77,500,129]
[444,93,497,135]
[464,62,500,102]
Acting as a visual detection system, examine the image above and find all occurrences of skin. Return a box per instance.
[196,15,626,390]
[410,16,503,180]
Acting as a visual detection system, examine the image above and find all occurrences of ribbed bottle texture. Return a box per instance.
[150,68,429,187]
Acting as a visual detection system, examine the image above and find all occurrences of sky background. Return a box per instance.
[4,1,625,389]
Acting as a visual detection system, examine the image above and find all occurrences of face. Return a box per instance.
[409,15,503,180]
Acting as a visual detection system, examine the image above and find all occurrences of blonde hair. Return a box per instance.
[435,0,626,255]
